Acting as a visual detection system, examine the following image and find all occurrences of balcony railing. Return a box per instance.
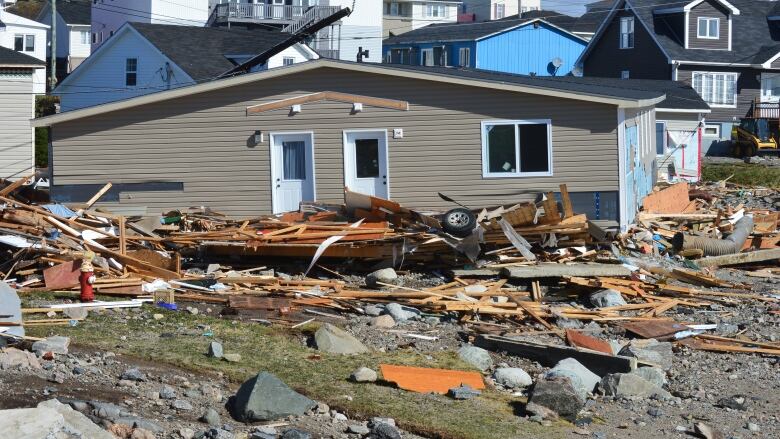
[212,4,340,25]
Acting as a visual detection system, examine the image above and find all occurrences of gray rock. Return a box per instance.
[0,282,23,338]
[120,367,146,381]
[281,429,311,439]
[717,395,748,411]
[544,358,600,400]
[172,399,194,411]
[208,342,224,359]
[133,418,164,433]
[206,428,234,439]
[599,373,672,399]
[159,385,177,400]
[458,345,493,371]
[0,347,41,370]
[314,324,369,355]
[632,367,667,388]
[619,339,674,370]
[383,303,419,322]
[589,289,627,308]
[90,401,123,420]
[371,315,395,328]
[528,377,585,422]
[364,304,384,317]
[493,367,533,388]
[348,424,370,435]
[223,353,242,362]
[747,422,760,432]
[30,399,114,438]
[365,268,398,288]
[64,307,88,320]
[524,402,559,421]
[369,418,396,427]
[32,336,71,355]
[200,408,221,426]
[179,428,196,439]
[251,426,278,439]
[369,422,402,439]
[230,372,316,422]
[447,385,481,400]
[350,366,378,382]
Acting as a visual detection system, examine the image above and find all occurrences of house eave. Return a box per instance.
[683,0,739,15]
[656,107,711,114]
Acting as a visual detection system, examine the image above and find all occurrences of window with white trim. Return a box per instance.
[14,34,35,52]
[704,124,720,136]
[655,121,666,155]
[282,56,295,66]
[621,70,630,79]
[425,4,446,18]
[697,17,719,39]
[619,17,634,49]
[421,48,433,66]
[458,47,470,67]
[761,73,780,103]
[80,31,89,44]
[389,48,411,64]
[692,72,737,107]
[481,120,552,177]
[494,4,505,19]
[125,58,137,86]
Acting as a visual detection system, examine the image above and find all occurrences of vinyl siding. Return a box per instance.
[0,70,35,180]
[772,57,780,69]
[582,6,671,80]
[475,22,586,76]
[687,0,729,50]
[50,67,619,217]
[677,65,759,122]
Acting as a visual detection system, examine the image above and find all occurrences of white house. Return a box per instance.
[0,9,48,93]
[383,0,461,37]
[91,0,209,51]
[0,47,45,179]
[55,22,318,111]
[460,0,540,21]
[36,0,91,76]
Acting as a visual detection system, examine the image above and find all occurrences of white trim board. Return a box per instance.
[480,119,554,179]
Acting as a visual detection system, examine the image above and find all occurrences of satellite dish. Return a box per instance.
[551,57,564,68]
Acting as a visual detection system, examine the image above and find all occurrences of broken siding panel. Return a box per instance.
[51,68,619,216]
[0,71,35,180]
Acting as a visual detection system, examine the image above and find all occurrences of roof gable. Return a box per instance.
[0,46,46,67]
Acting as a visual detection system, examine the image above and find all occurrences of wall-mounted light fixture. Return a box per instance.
[352,102,363,113]
[254,130,263,144]
[290,104,302,114]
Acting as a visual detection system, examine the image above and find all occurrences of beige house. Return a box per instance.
[32,59,704,229]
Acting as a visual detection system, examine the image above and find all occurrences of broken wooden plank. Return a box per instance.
[565,329,614,355]
[379,364,485,394]
[475,334,636,376]
[501,263,632,279]
[695,248,780,268]
[559,184,574,218]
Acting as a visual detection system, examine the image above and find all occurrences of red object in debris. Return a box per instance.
[79,261,95,302]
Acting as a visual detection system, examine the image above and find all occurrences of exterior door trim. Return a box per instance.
[342,129,390,199]
[269,130,316,214]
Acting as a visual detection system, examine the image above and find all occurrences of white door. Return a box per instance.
[270,133,315,214]
[343,130,389,198]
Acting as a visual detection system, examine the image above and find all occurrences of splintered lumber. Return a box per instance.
[501,263,632,279]
[565,329,614,354]
[0,175,32,197]
[475,334,636,376]
[694,248,780,268]
[559,184,574,218]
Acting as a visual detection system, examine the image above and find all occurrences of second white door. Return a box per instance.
[270,133,315,214]
[343,130,388,198]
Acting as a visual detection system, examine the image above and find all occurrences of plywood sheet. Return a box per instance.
[380,364,485,394]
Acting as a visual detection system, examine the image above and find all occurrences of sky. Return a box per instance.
[542,0,593,16]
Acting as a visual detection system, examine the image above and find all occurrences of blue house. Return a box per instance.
[383,17,588,76]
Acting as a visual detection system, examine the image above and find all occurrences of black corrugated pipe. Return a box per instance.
[672,216,754,256]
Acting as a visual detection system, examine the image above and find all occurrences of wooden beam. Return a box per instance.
[559,184,574,218]
[0,175,33,197]
[246,91,409,114]
[695,248,780,268]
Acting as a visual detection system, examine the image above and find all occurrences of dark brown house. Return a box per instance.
[576,0,780,151]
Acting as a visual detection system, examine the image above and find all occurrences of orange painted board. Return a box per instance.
[565,329,614,355]
[380,364,485,394]
[642,183,691,214]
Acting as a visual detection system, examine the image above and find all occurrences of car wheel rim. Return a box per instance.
[447,212,471,227]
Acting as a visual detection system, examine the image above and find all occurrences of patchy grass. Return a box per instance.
[702,163,780,188]
[24,304,565,439]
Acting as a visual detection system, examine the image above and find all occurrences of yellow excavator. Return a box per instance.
[730,100,780,157]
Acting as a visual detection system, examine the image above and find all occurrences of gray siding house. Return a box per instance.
[0,47,45,180]
[34,60,703,229]
[577,0,780,153]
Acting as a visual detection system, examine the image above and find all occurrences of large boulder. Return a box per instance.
[31,336,71,355]
[38,399,115,439]
[493,367,533,388]
[458,345,493,372]
[632,367,667,388]
[619,339,674,370]
[314,324,368,355]
[231,372,316,422]
[365,268,398,289]
[0,347,41,370]
[383,303,420,322]
[0,399,113,439]
[0,282,23,338]
[589,289,627,308]
[544,358,600,400]
[527,376,585,422]
[599,373,672,399]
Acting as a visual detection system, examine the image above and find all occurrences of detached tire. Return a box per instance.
[442,208,477,237]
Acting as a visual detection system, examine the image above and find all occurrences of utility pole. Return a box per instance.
[50,0,57,90]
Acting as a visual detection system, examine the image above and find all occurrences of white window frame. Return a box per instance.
[481,119,553,178]
[494,3,505,19]
[125,57,138,87]
[619,17,634,49]
[655,121,667,155]
[697,17,720,39]
[692,71,738,108]
[282,56,295,66]
[761,73,780,103]
[425,4,446,18]
[421,48,433,66]
[703,124,720,136]
[80,30,89,44]
[621,70,630,79]
[458,47,470,67]
[14,33,35,52]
